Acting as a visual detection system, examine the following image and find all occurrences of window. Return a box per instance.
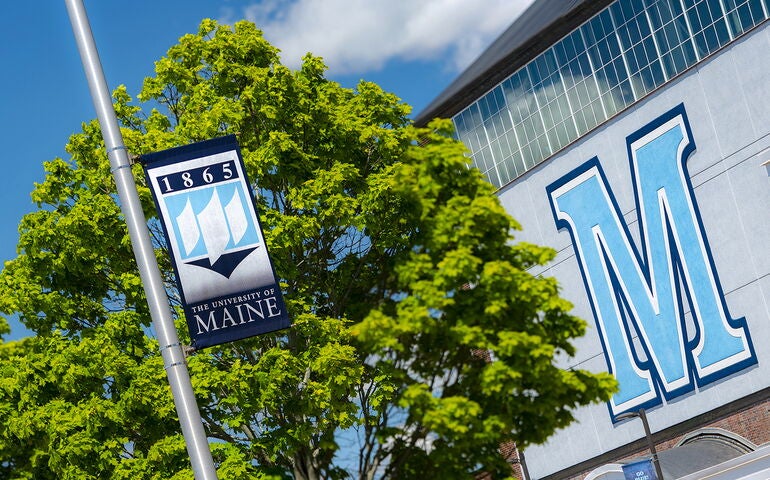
[452,0,768,188]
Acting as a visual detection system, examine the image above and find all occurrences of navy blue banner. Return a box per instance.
[142,135,291,349]
[622,458,658,480]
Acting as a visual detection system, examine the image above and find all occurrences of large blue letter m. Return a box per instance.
[546,104,756,418]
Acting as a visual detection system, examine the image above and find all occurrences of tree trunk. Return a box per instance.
[293,452,321,480]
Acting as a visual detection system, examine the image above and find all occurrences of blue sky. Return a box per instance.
[0,0,532,339]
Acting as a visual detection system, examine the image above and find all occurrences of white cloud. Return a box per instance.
[225,0,535,75]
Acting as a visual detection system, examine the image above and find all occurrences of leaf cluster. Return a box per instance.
[0,19,615,480]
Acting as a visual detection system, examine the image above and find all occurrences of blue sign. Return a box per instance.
[546,104,756,418]
[143,135,291,349]
[622,458,658,480]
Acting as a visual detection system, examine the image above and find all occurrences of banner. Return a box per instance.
[142,135,291,349]
[622,458,658,480]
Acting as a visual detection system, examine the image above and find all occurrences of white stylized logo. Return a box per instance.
[166,182,260,278]
[546,104,756,418]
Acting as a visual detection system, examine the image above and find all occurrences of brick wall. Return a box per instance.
[555,396,770,480]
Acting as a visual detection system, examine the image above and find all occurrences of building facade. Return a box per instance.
[418,0,770,478]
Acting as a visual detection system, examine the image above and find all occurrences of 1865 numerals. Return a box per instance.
[159,161,238,193]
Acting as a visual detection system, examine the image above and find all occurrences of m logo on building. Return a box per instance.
[546,104,756,418]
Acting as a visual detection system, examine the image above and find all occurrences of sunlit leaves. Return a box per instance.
[0,18,615,480]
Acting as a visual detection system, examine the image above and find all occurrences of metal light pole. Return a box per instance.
[617,408,665,480]
[63,1,218,478]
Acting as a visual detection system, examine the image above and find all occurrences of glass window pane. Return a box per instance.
[486,166,501,188]
[749,0,765,24]
[468,104,481,128]
[505,130,519,154]
[522,117,535,141]
[493,86,506,111]
[450,0,770,185]
[527,63,542,86]
[538,135,551,161]
[470,151,484,172]
[574,109,588,135]
[547,127,561,151]
[493,113,506,137]
[520,143,533,169]
[715,18,730,45]
[602,93,619,117]
[682,40,698,66]
[469,129,482,152]
[511,150,525,177]
[499,136,512,159]
[694,31,708,56]
[601,10,615,35]
[501,110,513,131]
[576,81,591,106]
[672,45,688,72]
[651,60,665,86]
[596,99,609,123]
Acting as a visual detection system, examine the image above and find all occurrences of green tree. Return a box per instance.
[0,19,615,480]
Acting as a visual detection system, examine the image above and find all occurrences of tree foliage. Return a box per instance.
[0,19,615,480]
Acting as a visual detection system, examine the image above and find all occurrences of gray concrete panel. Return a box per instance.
[725,154,770,277]
[731,29,770,139]
[696,50,755,159]
[691,169,756,291]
